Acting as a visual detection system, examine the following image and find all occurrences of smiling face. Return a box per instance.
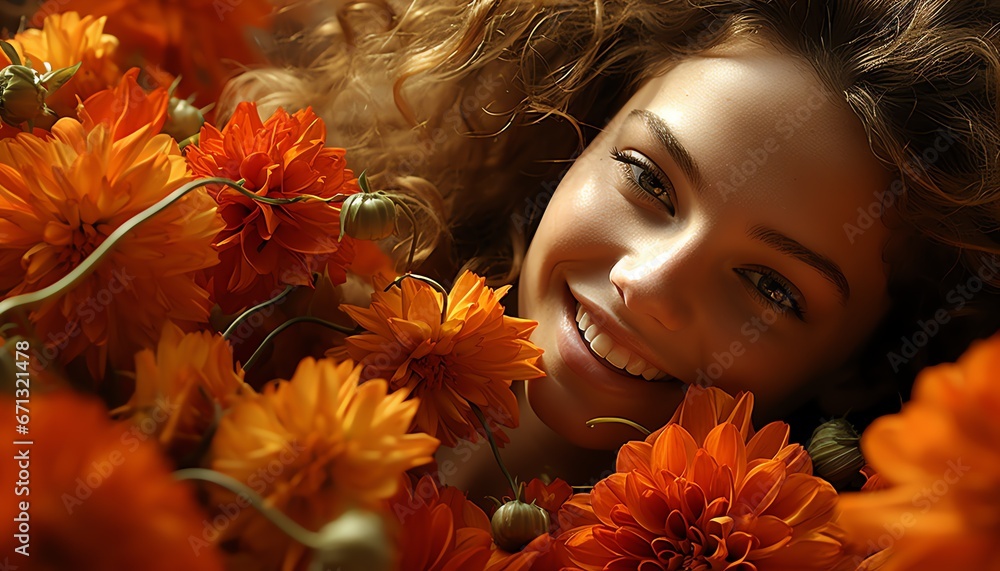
[518,36,896,449]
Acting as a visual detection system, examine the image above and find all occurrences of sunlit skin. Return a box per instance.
[518,35,896,451]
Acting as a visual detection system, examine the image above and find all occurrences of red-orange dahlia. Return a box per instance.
[78,67,169,141]
[836,333,1000,571]
[338,270,544,447]
[561,386,844,571]
[0,391,224,570]
[389,474,494,571]
[185,101,359,313]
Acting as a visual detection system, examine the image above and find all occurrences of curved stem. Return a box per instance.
[0,177,241,320]
[223,285,296,340]
[243,316,357,371]
[471,403,519,501]
[393,199,419,272]
[585,416,652,437]
[173,468,323,548]
[384,273,449,322]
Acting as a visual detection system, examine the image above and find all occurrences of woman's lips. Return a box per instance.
[574,302,668,380]
[555,285,681,398]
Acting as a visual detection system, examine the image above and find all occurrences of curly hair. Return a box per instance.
[222,0,1000,429]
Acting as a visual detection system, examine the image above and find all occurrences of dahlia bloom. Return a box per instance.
[185,101,359,313]
[837,333,1000,571]
[1,11,121,118]
[208,358,439,570]
[560,387,844,571]
[0,391,224,570]
[0,113,221,379]
[338,270,544,447]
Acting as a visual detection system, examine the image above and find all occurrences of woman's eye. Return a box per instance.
[610,147,676,216]
[735,267,806,320]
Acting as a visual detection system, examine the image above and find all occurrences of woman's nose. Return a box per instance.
[608,243,698,332]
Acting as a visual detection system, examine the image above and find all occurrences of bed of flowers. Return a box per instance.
[0,6,998,571]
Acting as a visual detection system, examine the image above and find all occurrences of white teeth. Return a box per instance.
[574,303,670,381]
[590,332,614,358]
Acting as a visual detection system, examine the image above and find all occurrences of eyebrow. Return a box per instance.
[747,224,851,304]
[627,109,703,188]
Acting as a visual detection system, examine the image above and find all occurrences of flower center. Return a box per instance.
[406,354,455,391]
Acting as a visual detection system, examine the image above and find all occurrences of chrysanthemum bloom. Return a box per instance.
[0,113,221,380]
[208,358,439,570]
[836,334,1000,571]
[34,0,271,107]
[561,386,844,571]
[339,270,544,447]
[114,321,250,459]
[1,12,121,118]
[0,391,224,570]
[185,101,359,313]
[389,474,494,571]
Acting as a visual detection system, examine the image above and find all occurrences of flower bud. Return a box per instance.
[490,499,549,552]
[163,96,205,142]
[309,509,392,571]
[0,64,47,127]
[339,191,397,241]
[807,418,865,490]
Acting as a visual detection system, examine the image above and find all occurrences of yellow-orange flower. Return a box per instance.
[34,0,272,107]
[0,391,224,570]
[185,101,359,313]
[0,116,221,380]
[560,386,844,571]
[339,270,544,447]
[208,357,439,570]
[389,474,494,571]
[1,12,121,119]
[115,321,250,459]
[837,333,1000,571]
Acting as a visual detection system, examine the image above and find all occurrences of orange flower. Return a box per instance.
[836,333,1000,571]
[0,391,224,570]
[339,270,544,447]
[0,115,221,380]
[561,386,844,571]
[78,67,169,141]
[114,321,250,459]
[1,12,121,118]
[389,474,494,571]
[208,357,439,570]
[185,101,359,313]
[34,0,272,107]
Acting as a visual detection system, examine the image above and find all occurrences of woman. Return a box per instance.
[222,0,1000,496]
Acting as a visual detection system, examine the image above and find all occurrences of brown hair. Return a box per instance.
[222,0,1000,421]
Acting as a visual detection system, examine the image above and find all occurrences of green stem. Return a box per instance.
[243,316,357,371]
[393,199,419,272]
[173,468,324,548]
[0,177,242,320]
[384,273,449,322]
[223,285,296,340]
[585,416,652,437]
[471,403,519,501]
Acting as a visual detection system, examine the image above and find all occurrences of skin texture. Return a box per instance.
[518,36,896,450]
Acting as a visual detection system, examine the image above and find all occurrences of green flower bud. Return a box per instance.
[807,418,865,490]
[339,190,397,241]
[490,499,549,552]
[0,64,47,127]
[309,509,392,571]
[163,96,205,142]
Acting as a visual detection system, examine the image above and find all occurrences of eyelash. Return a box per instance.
[609,147,676,216]
[734,267,807,320]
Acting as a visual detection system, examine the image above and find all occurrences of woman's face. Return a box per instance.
[518,36,896,449]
